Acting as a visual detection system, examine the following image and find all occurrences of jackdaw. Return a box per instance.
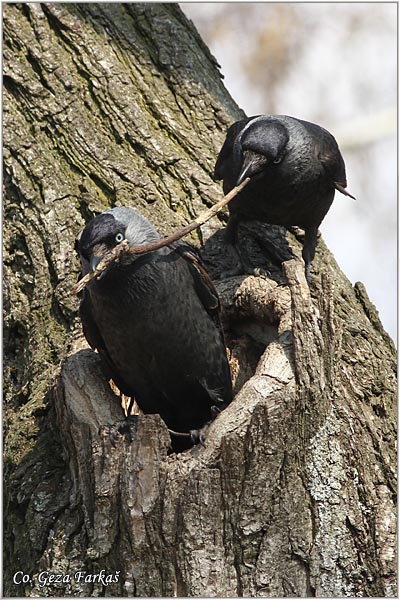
[77,207,233,450]
[214,115,355,281]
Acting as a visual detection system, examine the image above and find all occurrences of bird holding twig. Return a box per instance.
[76,207,232,450]
[214,115,355,282]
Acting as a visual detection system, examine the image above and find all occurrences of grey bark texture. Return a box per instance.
[3,3,397,597]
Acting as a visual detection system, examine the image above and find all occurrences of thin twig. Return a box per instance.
[72,240,130,295]
[72,177,250,295]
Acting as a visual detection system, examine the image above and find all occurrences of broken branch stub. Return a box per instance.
[72,178,250,295]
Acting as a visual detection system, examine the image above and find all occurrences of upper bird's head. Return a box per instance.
[234,116,289,185]
[77,207,160,276]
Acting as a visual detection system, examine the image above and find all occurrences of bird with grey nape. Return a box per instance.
[214,115,355,282]
[76,207,232,451]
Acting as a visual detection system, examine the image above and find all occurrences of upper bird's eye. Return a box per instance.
[273,156,282,164]
[115,232,124,243]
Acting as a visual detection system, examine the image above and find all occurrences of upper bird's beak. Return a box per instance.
[90,243,108,273]
[236,151,269,186]
[236,161,255,186]
[90,254,103,273]
[334,182,356,200]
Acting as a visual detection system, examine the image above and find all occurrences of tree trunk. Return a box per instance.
[3,3,396,597]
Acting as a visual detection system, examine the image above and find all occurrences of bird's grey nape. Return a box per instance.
[106,207,161,246]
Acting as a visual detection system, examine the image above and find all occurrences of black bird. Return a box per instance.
[214,115,355,281]
[77,207,232,449]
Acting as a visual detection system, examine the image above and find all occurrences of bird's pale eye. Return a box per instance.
[273,156,282,164]
[115,232,124,243]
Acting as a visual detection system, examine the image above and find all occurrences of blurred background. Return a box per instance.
[182,2,397,342]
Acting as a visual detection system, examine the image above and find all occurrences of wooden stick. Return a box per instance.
[72,177,250,295]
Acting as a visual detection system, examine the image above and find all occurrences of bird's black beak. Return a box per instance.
[90,254,103,273]
[90,243,109,273]
[236,151,269,186]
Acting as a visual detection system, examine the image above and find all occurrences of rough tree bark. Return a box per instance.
[3,3,396,597]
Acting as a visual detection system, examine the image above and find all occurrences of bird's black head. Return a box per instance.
[78,213,125,274]
[235,117,289,185]
[77,207,160,276]
[79,213,122,256]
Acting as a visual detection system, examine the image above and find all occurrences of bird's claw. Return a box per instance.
[287,225,305,241]
[218,264,270,280]
[247,266,270,278]
[189,403,225,446]
[190,427,207,446]
[167,426,207,447]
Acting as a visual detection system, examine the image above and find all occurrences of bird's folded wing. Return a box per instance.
[79,288,133,397]
[172,242,226,334]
